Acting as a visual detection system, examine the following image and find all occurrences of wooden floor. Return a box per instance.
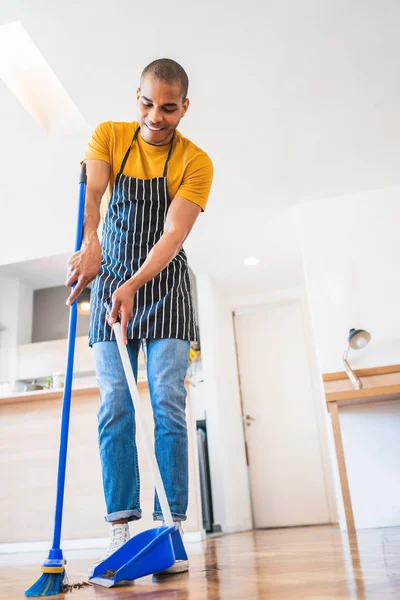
[1,526,399,599]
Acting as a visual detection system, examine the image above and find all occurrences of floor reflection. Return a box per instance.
[4,526,400,599]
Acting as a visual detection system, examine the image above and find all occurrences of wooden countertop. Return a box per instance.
[325,384,400,406]
[323,364,400,407]
[0,380,148,406]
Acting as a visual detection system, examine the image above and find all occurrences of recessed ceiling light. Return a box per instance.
[244,256,260,266]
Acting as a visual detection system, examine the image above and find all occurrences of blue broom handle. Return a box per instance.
[51,163,87,551]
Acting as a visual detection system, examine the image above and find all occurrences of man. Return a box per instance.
[66,58,213,576]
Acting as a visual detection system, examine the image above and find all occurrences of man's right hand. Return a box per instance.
[65,238,102,306]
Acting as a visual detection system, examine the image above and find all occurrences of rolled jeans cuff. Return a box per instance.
[153,512,187,522]
[105,509,142,523]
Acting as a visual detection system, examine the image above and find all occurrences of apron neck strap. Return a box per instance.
[163,132,175,178]
[118,126,140,176]
[118,126,175,178]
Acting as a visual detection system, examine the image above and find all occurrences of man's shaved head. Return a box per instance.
[141,58,189,99]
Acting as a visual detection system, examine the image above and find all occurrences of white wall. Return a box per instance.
[16,281,33,346]
[0,278,33,395]
[196,274,253,533]
[0,133,86,268]
[296,184,400,529]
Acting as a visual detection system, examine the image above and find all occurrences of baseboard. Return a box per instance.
[184,530,206,542]
[0,538,109,554]
[0,530,205,554]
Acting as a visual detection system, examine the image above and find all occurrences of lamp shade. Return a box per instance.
[348,328,371,350]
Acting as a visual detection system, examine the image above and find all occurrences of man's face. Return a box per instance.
[137,75,189,145]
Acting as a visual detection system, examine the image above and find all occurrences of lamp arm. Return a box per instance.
[342,346,363,390]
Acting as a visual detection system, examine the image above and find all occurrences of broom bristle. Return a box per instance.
[25,571,65,597]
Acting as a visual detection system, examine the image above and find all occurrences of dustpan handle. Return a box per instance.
[113,323,174,527]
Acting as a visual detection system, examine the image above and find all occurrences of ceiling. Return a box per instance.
[1,0,399,294]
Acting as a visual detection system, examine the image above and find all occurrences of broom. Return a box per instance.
[25,164,88,597]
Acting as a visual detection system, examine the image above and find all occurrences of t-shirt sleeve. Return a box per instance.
[84,121,112,164]
[176,152,213,212]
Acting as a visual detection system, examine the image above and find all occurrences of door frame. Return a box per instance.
[231,288,338,525]
[231,309,256,529]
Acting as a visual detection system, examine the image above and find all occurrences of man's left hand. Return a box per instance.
[106,282,137,345]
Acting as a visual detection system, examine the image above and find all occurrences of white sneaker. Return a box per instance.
[88,522,130,579]
[155,521,189,575]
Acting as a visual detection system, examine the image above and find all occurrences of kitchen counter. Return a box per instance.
[0,380,148,406]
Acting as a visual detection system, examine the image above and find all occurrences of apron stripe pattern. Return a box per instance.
[89,126,197,346]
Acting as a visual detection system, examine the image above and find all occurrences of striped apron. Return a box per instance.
[88,126,197,346]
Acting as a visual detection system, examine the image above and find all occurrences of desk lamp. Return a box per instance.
[343,328,371,390]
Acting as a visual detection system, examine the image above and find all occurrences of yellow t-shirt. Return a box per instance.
[84,121,213,219]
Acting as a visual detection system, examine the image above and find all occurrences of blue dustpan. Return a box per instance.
[90,323,188,587]
[90,525,188,587]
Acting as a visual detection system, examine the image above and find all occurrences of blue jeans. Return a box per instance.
[92,338,190,523]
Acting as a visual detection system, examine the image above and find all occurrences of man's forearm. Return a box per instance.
[128,231,184,292]
[82,188,102,245]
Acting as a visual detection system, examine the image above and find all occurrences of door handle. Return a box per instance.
[244,414,256,427]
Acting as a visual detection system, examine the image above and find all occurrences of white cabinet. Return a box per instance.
[16,337,76,381]
[16,336,146,383]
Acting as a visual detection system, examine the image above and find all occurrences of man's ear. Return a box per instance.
[182,97,190,117]
[136,87,141,101]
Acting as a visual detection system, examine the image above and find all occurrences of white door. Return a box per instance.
[234,300,329,528]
